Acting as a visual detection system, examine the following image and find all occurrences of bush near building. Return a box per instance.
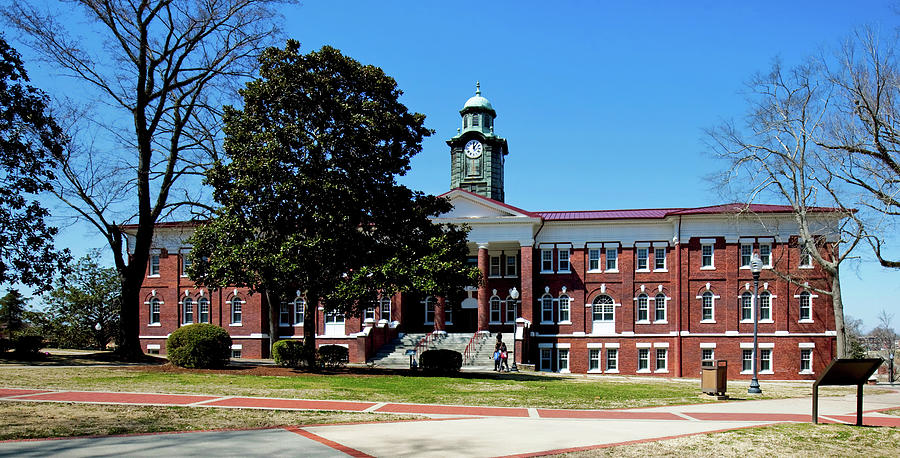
[419,349,462,374]
[318,345,349,368]
[166,324,231,369]
[272,339,313,368]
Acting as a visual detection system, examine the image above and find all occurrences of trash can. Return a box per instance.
[701,360,727,398]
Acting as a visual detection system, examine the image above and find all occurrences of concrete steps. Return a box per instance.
[368,332,515,371]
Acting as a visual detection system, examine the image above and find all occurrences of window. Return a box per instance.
[364,306,377,322]
[541,294,554,323]
[759,292,771,321]
[760,349,772,372]
[199,297,210,323]
[760,244,771,267]
[463,116,467,128]
[654,294,666,321]
[606,248,618,270]
[638,348,650,371]
[445,302,453,324]
[742,349,753,372]
[540,347,552,371]
[505,297,517,323]
[490,296,502,323]
[472,114,479,126]
[558,295,570,323]
[558,248,570,272]
[589,349,601,371]
[592,295,615,321]
[294,298,305,325]
[656,348,667,371]
[281,302,293,325]
[636,294,649,322]
[558,348,570,373]
[701,348,714,361]
[505,255,517,277]
[741,244,752,267]
[799,243,813,267]
[800,349,812,372]
[654,247,666,270]
[701,291,714,321]
[541,249,553,272]
[146,345,160,355]
[183,297,194,324]
[379,297,391,321]
[181,253,191,277]
[741,292,753,321]
[232,348,242,359]
[701,244,714,268]
[230,297,242,324]
[467,156,481,176]
[636,248,648,270]
[588,249,601,271]
[489,256,501,277]
[149,254,160,276]
[424,297,435,324]
[149,297,161,324]
[606,348,618,371]
[799,291,811,321]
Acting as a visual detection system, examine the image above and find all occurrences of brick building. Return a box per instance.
[128,85,838,379]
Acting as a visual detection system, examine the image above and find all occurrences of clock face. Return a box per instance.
[464,140,483,159]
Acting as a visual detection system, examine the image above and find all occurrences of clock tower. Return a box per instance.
[447,82,509,202]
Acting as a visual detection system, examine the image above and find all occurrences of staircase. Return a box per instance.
[368,332,515,371]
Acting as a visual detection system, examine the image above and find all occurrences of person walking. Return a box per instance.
[500,342,509,372]
[493,347,501,371]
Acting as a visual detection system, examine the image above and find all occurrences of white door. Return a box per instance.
[325,312,345,336]
[591,296,615,335]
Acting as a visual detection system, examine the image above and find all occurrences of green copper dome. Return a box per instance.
[461,82,495,114]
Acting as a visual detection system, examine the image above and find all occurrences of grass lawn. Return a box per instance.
[0,357,882,410]
[0,401,419,441]
[561,422,900,457]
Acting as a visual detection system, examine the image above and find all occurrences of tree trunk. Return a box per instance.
[117,274,144,359]
[832,267,847,358]
[265,289,279,358]
[304,290,318,368]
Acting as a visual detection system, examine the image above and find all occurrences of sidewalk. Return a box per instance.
[2,387,900,457]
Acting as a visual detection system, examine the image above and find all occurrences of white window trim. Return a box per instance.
[739,244,753,269]
[557,348,571,374]
[557,248,571,273]
[697,291,719,323]
[655,348,668,373]
[146,344,161,350]
[540,249,554,274]
[635,294,651,324]
[605,248,618,272]
[653,247,667,272]
[759,243,773,269]
[540,294,555,325]
[635,247,650,272]
[423,297,435,325]
[759,348,774,374]
[505,254,518,278]
[700,243,715,270]
[488,255,502,278]
[587,248,602,273]
[795,291,817,323]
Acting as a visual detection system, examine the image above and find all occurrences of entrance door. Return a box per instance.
[324,312,345,336]
[591,295,615,335]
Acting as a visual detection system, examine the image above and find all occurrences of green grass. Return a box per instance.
[0,364,878,410]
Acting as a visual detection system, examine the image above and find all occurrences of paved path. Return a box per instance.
[2,387,900,457]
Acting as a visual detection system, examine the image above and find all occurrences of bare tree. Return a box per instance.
[821,28,900,269]
[2,0,289,358]
[708,59,864,357]
[870,309,897,381]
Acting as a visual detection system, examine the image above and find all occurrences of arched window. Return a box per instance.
[654,293,666,321]
[230,296,242,324]
[198,297,210,323]
[183,297,194,324]
[463,116,468,128]
[149,297,161,325]
[490,296,502,323]
[472,114,479,126]
[294,298,305,325]
[467,156,481,176]
[541,294,554,323]
[701,292,714,321]
[741,292,753,321]
[759,292,771,320]
[592,295,614,322]
[636,294,649,322]
[379,296,391,321]
[799,291,811,321]
[558,294,570,323]
[423,296,435,324]
[280,300,292,325]
[505,296,517,323]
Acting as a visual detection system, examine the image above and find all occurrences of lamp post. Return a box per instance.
[748,253,763,394]
[509,287,520,372]
[890,352,894,385]
[94,322,103,351]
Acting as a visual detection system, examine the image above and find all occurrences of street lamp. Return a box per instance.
[748,253,763,394]
[509,287,520,372]
[890,352,894,386]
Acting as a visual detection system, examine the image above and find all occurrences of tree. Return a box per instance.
[870,309,897,382]
[0,289,30,338]
[43,250,120,350]
[821,29,900,269]
[3,0,289,358]
[0,36,68,291]
[708,59,863,357]
[844,315,868,359]
[189,43,479,361]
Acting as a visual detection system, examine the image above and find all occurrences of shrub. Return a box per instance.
[419,349,462,374]
[13,335,44,357]
[273,339,312,368]
[318,345,349,368]
[166,323,232,369]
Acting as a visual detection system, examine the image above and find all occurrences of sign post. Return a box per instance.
[812,358,882,425]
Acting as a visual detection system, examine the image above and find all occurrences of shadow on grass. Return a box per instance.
[283,365,555,381]
[0,350,167,367]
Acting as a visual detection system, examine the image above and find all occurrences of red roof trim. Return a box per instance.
[440,188,540,218]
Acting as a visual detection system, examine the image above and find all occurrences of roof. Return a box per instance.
[461,82,495,114]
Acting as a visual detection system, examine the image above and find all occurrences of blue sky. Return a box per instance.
[10,1,900,330]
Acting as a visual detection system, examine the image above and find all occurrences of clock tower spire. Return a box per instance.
[447,82,509,202]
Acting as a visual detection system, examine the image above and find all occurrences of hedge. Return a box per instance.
[166,323,232,369]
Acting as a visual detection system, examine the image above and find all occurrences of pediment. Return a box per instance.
[438,189,535,220]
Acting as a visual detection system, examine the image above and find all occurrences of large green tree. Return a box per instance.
[0,289,30,338]
[42,251,121,350]
[189,42,478,360]
[0,36,68,291]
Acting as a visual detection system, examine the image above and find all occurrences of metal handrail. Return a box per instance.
[413,332,436,362]
[462,331,487,365]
